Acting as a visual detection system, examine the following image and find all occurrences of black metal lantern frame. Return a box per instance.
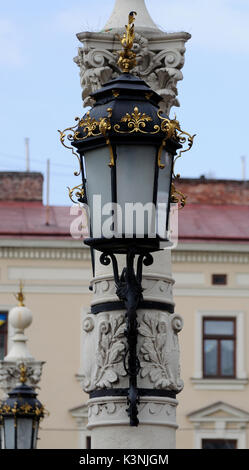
[0,366,46,449]
[58,13,195,427]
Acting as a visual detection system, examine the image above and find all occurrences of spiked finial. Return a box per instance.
[117,12,137,73]
[15,281,25,307]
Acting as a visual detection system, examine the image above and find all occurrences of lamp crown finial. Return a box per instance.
[19,363,28,384]
[117,11,137,73]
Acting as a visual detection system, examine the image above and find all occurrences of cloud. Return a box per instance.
[147,0,249,53]
[0,19,25,67]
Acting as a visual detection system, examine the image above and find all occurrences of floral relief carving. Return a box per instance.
[138,312,183,391]
[94,314,127,389]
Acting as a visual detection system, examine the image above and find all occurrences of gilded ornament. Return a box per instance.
[58,119,82,176]
[170,181,187,209]
[112,90,120,98]
[20,403,32,414]
[14,281,25,307]
[77,112,102,139]
[19,363,28,384]
[67,184,85,204]
[117,12,137,73]
[58,108,113,173]
[145,93,153,100]
[114,106,160,134]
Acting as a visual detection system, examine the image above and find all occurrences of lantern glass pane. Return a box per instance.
[32,420,39,449]
[157,151,173,239]
[4,417,15,449]
[84,146,112,238]
[17,417,33,449]
[0,423,3,449]
[116,144,156,237]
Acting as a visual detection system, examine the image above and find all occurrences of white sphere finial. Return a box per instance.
[9,305,32,332]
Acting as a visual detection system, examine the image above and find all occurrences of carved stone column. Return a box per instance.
[75,0,187,449]
[78,252,184,449]
[74,1,191,114]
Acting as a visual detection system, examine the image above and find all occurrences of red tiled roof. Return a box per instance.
[0,202,248,243]
[0,202,73,239]
[179,204,249,242]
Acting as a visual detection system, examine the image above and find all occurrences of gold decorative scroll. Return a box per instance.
[173,130,196,178]
[58,108,113,173]
[67,184,85,204]
[171,182,187,209]
[58,119,82,176]
[157,110,196,175]
[77,112,102,139]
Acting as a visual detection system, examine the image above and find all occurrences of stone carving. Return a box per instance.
[91,275,174,306]
[171,314,184,333]
[89,402,118,417]
[94,315,127,389]
[81,313,127,392]
[138,312,183,391]
[0,360,44,395]
[80,310,183,393]
[87,395,178,428]
[83,317,94,332]
[74,32,189,114]
[74,47,116,107]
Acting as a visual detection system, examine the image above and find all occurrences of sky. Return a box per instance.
[0,0,249,206]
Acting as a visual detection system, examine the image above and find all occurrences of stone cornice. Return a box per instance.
[0,244,248,264]
[172,250,249,264]
[0,244,91,261]
[76,31,191,48]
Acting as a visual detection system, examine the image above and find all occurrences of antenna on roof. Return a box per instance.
[25,138,30,172]
[241,156,246,182]
[46,159,50,226]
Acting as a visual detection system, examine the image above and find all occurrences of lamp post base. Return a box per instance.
[87,395,178,449]
[98,246,154,427]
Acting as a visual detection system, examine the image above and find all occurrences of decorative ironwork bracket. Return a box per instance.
[99,248,153,426]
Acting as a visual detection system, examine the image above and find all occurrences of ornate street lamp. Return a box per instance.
[0,364,46,449]
[59,12,195,426]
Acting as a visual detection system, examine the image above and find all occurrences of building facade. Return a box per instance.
[0,173,248,449]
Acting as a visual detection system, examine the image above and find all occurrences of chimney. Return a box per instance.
[0,172,43,202]
[176,178,249,205]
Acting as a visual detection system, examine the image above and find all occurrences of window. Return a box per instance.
[0,312,8,360]
[203,318,236,378]
[202,439,237,449]
[86,436,91,450]
[212,274,227,285]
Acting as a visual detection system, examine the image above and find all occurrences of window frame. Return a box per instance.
[202,438,237,449]
[211,274,227,286]
[202,317,236,379]
[0,311,8,360]
[192,310,247,389]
